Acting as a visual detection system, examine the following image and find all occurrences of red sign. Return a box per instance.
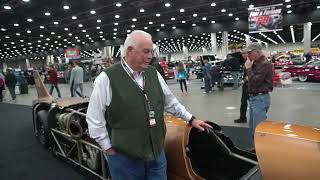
[65,48,80,59]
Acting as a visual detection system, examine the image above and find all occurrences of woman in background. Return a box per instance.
[176,62,188,96]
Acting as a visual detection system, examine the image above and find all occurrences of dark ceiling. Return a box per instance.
[0,0,319,60]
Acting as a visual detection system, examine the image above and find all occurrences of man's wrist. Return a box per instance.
[188,116,196,124]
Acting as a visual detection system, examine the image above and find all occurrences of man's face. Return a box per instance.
[127,37,153,71]
[241,52,248,60]
[247,50,260,61]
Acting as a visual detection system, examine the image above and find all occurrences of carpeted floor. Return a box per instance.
[0,103,254,180]
[0,103,88,180]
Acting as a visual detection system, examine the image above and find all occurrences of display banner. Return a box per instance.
[65,48,80,60]
[248,4,283,33]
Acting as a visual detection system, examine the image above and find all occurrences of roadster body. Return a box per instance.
[32,71,320,180]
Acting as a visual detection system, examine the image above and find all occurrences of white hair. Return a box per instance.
[123,30,152,56]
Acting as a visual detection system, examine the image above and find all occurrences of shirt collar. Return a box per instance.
[122,59,144,75]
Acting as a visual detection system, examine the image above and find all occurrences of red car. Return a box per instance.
[160,61,175,80]
[283,61,320,82]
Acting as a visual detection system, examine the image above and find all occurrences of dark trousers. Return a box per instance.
[204,77,211,92]
[240,83,248,120]
[0,89,3,102]
[179,79,187,92]
[8,86,16,100]
[49,84,61,98]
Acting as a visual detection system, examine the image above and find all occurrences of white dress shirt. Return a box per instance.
[86,61,192,150]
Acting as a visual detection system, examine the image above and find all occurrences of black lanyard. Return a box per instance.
[121,60,152,109]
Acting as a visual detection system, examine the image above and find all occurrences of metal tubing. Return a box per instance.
[65,108,86,117]
[67,143,77,157]
[51,131,66,156]
[55,152,109,180]
[101,151,107,178]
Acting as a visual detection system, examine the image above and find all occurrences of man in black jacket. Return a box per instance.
[229,54,241,89]
[5,68,17,100]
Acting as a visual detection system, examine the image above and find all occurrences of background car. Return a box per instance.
[283,61,320,82]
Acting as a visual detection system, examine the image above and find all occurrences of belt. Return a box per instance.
[249,92,268,97]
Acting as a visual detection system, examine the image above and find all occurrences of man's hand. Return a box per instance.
[104,147,117,156]
[191,119,213,132]
[245,59,253,69]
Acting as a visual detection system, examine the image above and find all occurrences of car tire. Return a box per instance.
[298,75,307,82]
[36,110,50,148]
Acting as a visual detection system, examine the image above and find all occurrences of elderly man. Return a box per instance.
[244,43,273,141]
[86,30,212,180]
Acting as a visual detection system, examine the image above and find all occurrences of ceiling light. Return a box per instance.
[115,14,120,18]
[22,0,30,2]
[285,0,291,2]
[4,5,11,10]
[228,13,233,16]
[46,38,50,41]
[72,16,77,20]
[149,21,153,24]
[156,13,161,17]
[116,3,122,7]
[127,30,131,33]
[156,29,160,32]
[82,29,86,32]
[114,22,119,25]
[51,32,55,35]
[182,20,186,23]
[192,24,196,26]
[96,26,100,29]
[27,30,31,33]
[45,12,51,16]
[171,17,175,21]
[57,36,61,38]
[180,9,185,12]
[161,24,165,27]
[1,28,6,31]
[165,2,170,7]
[242,0,247,1]
[286,5,291,8]
[90,10,96,14]
[140,8,145,12]
[97,19,101,23]
[63,5,70,10]
[131,25,135,28]
[249,5,254,8]
[221,9,226,12]
[27,18,33,22]
[211,3,216,6]
[14,23,19,27]
[54,21,59,25]
[132,18,137,22]
[202,17,207,20]
[86,34,89,37]
[78,24,83,27]
[68,33,72,36]
[64,28,69,31]
[40,34,44,37]
[113,28,117,31]
[317,5,320,9]
[113,32,117,35]
[40,26,45,29]
[144,27,148,30]
[99,31,103,34]
[211,20,216,23]
[235,17,239,20]
[287,10,292,13]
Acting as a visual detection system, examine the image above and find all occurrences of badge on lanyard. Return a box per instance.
[149,110,156,127]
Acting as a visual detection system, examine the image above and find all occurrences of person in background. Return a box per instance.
[203,59,212,93]
[5,68,17,100]
[0,73,5,102]
[176,62,188,96]
[305,52,312,63]
[48,64,61,98]
[69,60,84,97]
[244,43,273,145]
[150,57,166,82]
[86,30,212,180]
[229,54,241,90]
[234,51,249,123]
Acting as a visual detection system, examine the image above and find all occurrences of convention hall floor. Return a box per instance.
[2,77,320,128]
